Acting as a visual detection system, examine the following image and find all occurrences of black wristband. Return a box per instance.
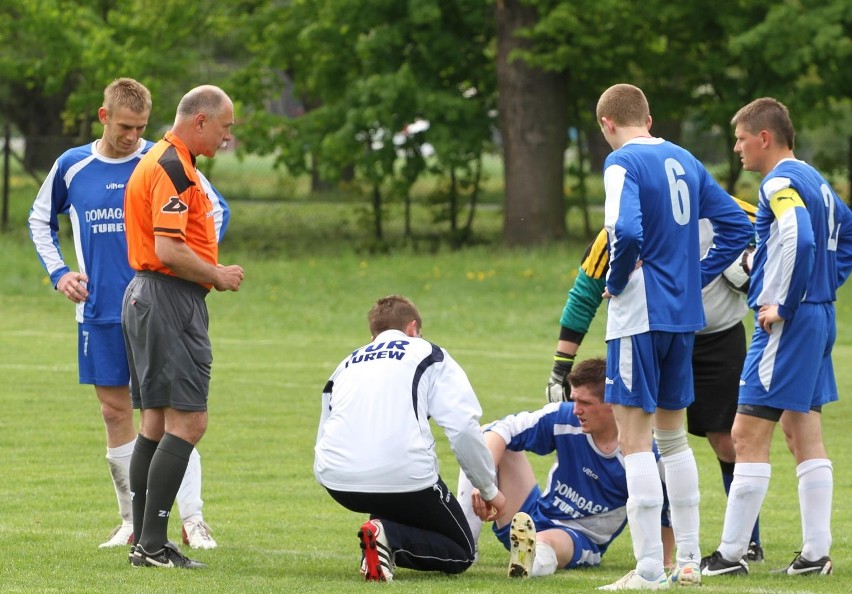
[552,351,575,376]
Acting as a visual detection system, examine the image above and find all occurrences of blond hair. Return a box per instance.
[103,78,151,115]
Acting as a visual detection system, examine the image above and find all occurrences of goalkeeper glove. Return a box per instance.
[545,351,575,403]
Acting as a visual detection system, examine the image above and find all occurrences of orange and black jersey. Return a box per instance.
[124,131,218,288]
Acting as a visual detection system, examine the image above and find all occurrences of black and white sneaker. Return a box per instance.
[130,542,206,568]
[772,552,832,576]
[746,541,764,563]
[700,550,748,576]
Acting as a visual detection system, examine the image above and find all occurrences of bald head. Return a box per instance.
[171,85,234,158]
[176,85,232,123]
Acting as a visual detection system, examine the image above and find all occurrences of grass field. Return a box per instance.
[2,176,851,592]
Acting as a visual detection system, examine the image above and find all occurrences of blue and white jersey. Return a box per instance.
[315,329,498,500]
[603,137,753,340]
[28,139,230,324]
[749,158,852,318]
[484,402,662,552]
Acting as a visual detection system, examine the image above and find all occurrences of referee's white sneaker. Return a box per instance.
[182,519,217,549]
[99,520,134,548]
[358,519,394,582]
[598,569,670,590]
[508,512,536,578]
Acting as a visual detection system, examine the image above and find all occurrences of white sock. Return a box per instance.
[625,452,665,580]
[718,462,770,561]
[176,448,204,522]
[532,541,559,577]
[797,458,832,560]
[662,449,701,565]
[456,468,482,557]
[106,438,135,522]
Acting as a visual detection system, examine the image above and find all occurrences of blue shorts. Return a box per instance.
[739,303,837,413]
[605,331,695,413]
[78,322,130,386]
[492,486,603,569]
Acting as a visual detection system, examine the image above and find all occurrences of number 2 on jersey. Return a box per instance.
[822,184,839,251]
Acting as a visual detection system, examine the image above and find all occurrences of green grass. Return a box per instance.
[2,156,851,592]
[2,220,852,593]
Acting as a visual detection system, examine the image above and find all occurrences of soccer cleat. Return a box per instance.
[771,552,832,576]
[668,561,701,586]
[746,541,764,563]
[700,550,748,576]
[99,520,134,548]
[358,519,394,582]
[130,542,206,569]
[182,519,217,549]
[508,512,536,578]
[598,570,670,590]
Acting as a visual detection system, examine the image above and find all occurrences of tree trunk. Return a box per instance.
[1,82,79,173]
[496,0,569,246]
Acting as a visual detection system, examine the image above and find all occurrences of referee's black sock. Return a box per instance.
[718,458,735,495]
[138,433,195,552]
[129,434,159,545]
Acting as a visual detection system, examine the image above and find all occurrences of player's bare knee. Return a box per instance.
[100,402,133,427]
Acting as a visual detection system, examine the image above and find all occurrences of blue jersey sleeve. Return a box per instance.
[483,404,560,456]
[833,197,852,288]
[775,196,816,320]
[28,158,74,287]
[603,163,642,297]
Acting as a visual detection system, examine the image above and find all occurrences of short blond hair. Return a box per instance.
[368,295,422,337]
[731,97,795,150]
[103,78,151,115]
[596,83,649,127]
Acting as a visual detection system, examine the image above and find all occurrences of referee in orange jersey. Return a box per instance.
[122,85,244,568]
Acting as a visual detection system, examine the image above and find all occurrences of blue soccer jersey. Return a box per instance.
[29,140,230,325]
[748,158,852,317]
[484,402,664,553]
[739,158,852,411]
[602,138,753,339]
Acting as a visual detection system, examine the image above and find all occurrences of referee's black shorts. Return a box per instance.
[687,321,746,437]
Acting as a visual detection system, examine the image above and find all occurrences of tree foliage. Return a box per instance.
[232,0,497,248]
[0,0,237,169]
[0,0,848,242]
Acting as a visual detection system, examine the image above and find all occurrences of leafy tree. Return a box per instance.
[511,0,850,201]
[0,0,237,172]
[232,0,497,248]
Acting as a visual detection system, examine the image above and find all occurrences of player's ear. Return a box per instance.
[404,319,420,338]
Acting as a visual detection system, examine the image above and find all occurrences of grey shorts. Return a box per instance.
[121,271,211,411]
